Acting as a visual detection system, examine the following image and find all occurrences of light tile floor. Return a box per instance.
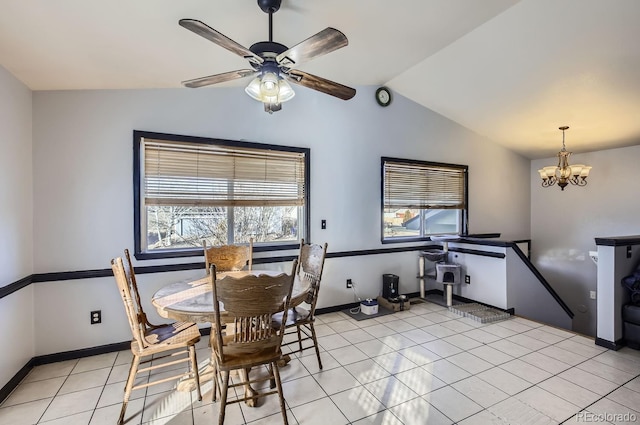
[2,301,640,424]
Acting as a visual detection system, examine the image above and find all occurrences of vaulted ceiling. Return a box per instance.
[1,0,639,159]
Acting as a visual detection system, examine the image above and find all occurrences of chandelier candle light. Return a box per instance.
[538,126,592,191]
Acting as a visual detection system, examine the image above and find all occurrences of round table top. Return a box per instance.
[151,269,310,323]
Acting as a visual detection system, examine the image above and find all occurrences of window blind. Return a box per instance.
[383,159,466,210]
[143,138,306,207]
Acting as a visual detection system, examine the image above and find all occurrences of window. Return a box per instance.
[381,157,467,242]
[134,131,309,259]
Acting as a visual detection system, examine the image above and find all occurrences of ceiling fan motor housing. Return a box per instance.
[250,41,288,58]
[249,41,289,71]
[258,0,281,14]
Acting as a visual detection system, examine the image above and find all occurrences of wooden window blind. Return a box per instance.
[383,159,467,210]
[143,138,306,208]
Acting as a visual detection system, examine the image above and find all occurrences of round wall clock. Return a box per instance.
[375,87,392,107]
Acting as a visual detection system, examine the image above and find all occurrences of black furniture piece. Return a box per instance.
[382,274,399,300]
[621,266,640,350]
[623,304,640,350]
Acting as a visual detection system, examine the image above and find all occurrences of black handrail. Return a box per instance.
[508,242,574,318]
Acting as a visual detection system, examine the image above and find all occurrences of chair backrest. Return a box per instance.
[297,240,328,316]
[210,261,297,362]
[122,248,152,327]
[297,239,328,280]
[111,257,148,352]
[203,238,253,273]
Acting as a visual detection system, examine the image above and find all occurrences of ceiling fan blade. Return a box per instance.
[276,27,348,69]
[179,19,263,65]
[182,69,258,88]
[285,70,356,100]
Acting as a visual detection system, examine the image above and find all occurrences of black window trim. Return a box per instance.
[133,130,311,260]
[380,156,469,244]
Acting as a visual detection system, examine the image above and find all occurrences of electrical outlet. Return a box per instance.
[91,310,102,324]
[321,219,327,229]
[590,291,597,300]
[465,275,471,284]
[346,279,353,289]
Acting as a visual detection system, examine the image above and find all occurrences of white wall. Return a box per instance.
[531,144,640,336]
[29,86,531,355]
[0,65,34,387]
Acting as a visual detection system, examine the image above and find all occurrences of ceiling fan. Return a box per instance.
[179,0,356,113]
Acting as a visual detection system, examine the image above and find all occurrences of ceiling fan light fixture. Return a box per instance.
[244,71,295,111]
[260,71,280,97]
[245,77,263,101]
[277,78,295,102]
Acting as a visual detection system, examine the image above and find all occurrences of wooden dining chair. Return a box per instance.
[273,240,328,369]
[203,238,253,273]
[209,261,297,425]
[122,248,164,330]
[111,256,202,425]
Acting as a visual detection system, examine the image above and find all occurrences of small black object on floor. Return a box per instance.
[342,306,395,321]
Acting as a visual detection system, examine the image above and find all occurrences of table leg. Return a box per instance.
[178,360,259,408]
[240,368,259,407]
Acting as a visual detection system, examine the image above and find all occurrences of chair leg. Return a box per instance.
[268,363,276,389]
[272,361,289,425]
[218,370,230,425]
[309,322,323,370]
[212,361,218,402]
[119,354,140,425]
[188,345,202,401]
[296,325,303,353]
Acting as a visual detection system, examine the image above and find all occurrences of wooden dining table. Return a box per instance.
[151,269,311,404]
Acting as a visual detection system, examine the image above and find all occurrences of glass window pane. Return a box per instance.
[384,208,420,238]
[147,206,228,251]
[424,209,460,235]
[234,206,300,244]
[383,208,462,240]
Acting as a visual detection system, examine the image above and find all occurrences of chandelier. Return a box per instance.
[538,126,592,191]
